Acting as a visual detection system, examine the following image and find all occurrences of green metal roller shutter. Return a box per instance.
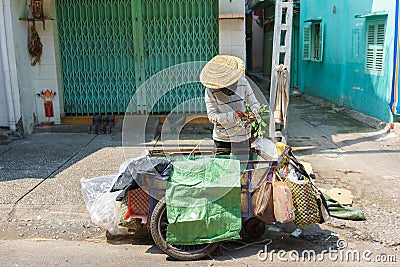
[56,0,218,115]
[140,0,219,114]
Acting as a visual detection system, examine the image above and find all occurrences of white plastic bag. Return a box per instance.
[80,150,149,235]
[287,168,307,184]
[80,174,129,235]
[254,137,278,159]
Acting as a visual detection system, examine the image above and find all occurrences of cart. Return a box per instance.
[129,146,290,261]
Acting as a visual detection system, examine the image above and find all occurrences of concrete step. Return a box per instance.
[34,124,90,134]
[0,128,14,145]
[0,133,11,145]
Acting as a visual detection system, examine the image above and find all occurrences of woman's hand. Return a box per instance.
[235,110,256,125]
[235,110,246,119]
[245,111,257,125]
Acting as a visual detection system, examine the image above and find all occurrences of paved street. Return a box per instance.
[1,95,399,266]
[0,238,398,267]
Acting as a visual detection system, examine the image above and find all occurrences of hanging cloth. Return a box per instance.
[273,64,289,128]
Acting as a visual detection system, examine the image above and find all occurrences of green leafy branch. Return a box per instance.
[246,104,270,139]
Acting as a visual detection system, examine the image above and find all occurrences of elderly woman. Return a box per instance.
[200,55,260,155]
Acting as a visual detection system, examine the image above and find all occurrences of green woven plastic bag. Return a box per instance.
[166,157,241,245]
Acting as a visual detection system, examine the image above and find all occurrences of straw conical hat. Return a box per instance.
[200,55,245,89]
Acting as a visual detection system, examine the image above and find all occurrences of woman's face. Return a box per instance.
[220,88,235,96]
[220,81,238,96]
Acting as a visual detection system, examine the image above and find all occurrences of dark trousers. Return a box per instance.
[214,139,250,159]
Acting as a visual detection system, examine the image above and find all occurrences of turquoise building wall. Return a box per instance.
[299,0,396,122]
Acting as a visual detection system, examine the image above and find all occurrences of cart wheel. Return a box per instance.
[242,217,266,239]
[149,198,220,261]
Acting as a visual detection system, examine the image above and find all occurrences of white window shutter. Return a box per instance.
[316,23,324,62]
[366,23,375,71]
[375,22,385,71]
[302,25,311,60]
[366,19,386,74]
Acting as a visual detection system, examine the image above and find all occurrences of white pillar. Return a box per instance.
[218,0,246,60]
[0,0,17,131]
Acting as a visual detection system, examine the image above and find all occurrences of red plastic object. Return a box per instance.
[123,188,150,224]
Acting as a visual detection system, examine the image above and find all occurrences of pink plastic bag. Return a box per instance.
[273,179,295,223]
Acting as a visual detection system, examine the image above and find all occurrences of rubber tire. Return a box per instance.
[242,217,266,239]
[150,198,220,261]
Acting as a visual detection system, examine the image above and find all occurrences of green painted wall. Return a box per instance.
[299,0,396,122]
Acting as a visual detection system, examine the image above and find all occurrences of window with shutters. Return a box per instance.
[365,19,386,75]
[302,22,324,62]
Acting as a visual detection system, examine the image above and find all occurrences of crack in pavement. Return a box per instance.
[0,147,11,157]
[6,135,98,219]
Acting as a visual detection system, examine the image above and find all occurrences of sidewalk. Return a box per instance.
[288,95,400,246]
[0,95,399,248]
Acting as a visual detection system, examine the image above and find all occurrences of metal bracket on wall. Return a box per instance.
[19,17,54,31]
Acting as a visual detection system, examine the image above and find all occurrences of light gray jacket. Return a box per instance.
[205,77,260,142]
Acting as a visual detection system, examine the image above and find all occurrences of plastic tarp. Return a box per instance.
[110,156,172,201]
[323,193,366,221]
[166,157,242,245]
